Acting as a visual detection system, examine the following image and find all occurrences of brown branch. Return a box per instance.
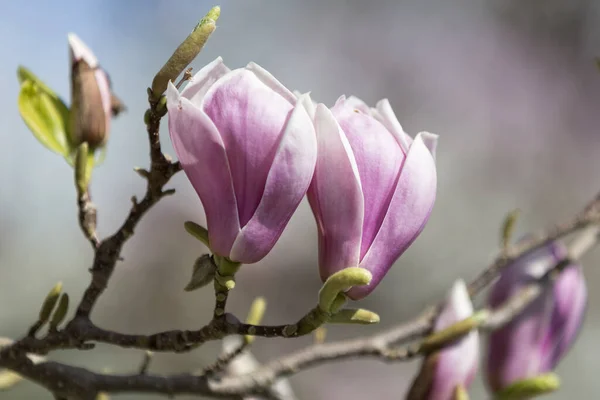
[76,187,98,249]
[73,91,180,321]
[1,199,598,398]
[467,193,600,296]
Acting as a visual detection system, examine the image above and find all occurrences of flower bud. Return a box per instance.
[407,281,479,400]
[68,33,112,148]
[486,241,587,393]
[151,6,220,97]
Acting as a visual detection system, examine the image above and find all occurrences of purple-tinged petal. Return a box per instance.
[229,95,317,263]
[428,281,479,400]
[203,69,294,227]
[485,242,587,392]
[332,100,405,261]
[68,33,98,68]
[94,69,112,129]
[350,133,437,299]
[307,104,364,281]
[372,99,412,153]
[180,56,230,105]
[245,62,297,105]
[167,82,240,257]
[542,264,587,370]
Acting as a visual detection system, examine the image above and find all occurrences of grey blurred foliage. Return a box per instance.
[1,0,600,398]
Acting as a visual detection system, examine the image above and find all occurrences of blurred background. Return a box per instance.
[2,0,600,398]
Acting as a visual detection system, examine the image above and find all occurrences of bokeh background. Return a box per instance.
[2,0,600,398]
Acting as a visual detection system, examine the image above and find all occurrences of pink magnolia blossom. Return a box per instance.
[305,95,437,299]
[167,57,317,264]
[486,242,587,392]
[407,280,479,400]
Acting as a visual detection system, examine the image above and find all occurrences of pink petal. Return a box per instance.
[231,94,317,264]
[307,104,364,281]
[94,69,112,130]
[166,82,240,257]
[372,99,412,153]
[245,62,298,105]
[203,69,294,227]
[343,95,371,114]
[485,243,576,391]
[229,96,316,263]
[181,57,231,105]
[68,33,98,68]
[543,264,587,370]
[429,281,479,400]
[332,100,405,261]
[350,133,437,299]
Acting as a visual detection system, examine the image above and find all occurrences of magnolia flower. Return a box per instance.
[304,95,437,299]
[486,242,587,392]
[68,33,112,147]
[167,57,317,264]
[407,280,479,400]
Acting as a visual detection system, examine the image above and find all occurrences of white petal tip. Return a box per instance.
[166,81,182,109]
[417,131,439,161]
[375,98,391,109]
[448,279,473,316]
[333,95,347,107]
[296,92,315,118]
[67,33,98,67]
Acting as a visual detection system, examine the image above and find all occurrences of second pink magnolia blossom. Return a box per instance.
[305,95,437,299]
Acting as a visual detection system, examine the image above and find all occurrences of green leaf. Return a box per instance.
[18,78,71,157]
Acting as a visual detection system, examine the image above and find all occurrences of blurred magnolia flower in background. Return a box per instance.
[486,241,587,393]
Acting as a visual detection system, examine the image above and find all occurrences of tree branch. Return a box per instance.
[73,92,181,321]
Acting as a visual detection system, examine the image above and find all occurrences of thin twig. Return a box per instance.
[76,187,98,249]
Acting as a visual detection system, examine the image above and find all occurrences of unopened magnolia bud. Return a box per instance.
[184,254,217,291]
[486,242,586,393]
[328,308,380,324]
[39,282,63,323]
[151,6,220,97]
[68,33,112,148]
[49,293,69,330]
[244,297,267,344]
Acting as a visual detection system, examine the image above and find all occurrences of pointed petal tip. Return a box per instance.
[297,92,315,119]
[166,81,181,108]
[67,33,98,67]
[416,131,439,161]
